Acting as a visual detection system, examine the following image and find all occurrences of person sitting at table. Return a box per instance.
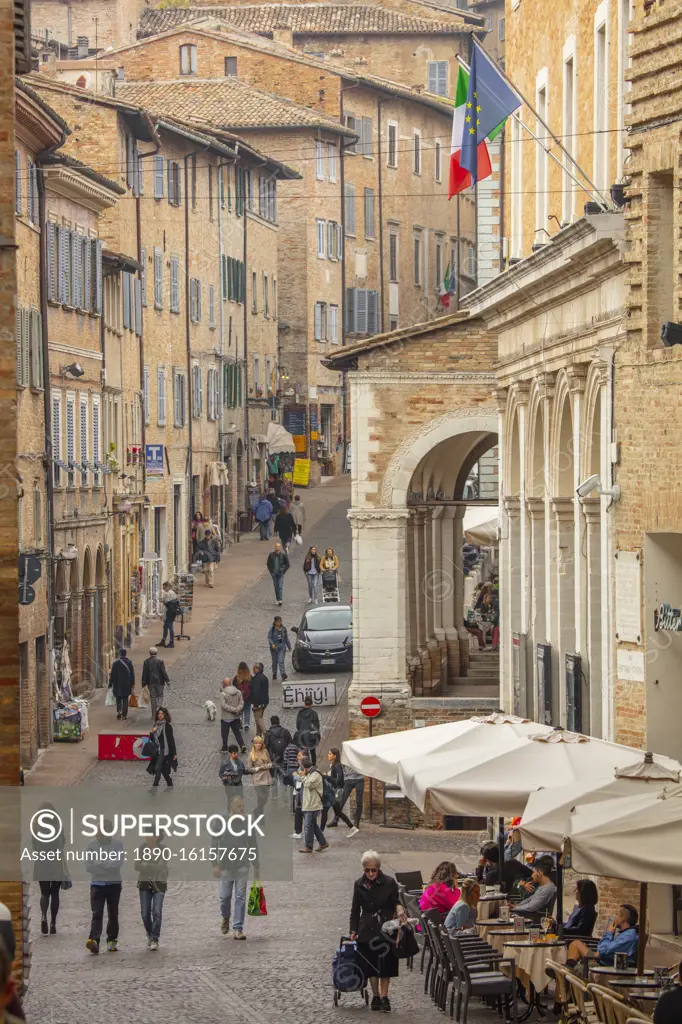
[511,857,557,919]
[419,861,460,915]
[653,961,682,1024]
[562,879,598,937]
[445,879,481,933]
[566,903,639,968]
[476,842,532,891]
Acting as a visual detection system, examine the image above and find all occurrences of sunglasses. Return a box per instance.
[364,867,379,874]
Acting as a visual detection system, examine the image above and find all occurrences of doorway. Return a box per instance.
[173,485,182,572]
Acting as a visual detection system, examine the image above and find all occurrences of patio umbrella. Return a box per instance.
[520,752,682,853]
[463,505,499,545]
[341,712,553,785]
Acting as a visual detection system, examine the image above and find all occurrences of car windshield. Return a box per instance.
[303,608,352,631]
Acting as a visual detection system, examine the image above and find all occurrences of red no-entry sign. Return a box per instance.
[360,696,382,718]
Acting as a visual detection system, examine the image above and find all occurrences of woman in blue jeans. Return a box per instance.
[216,795,249,939]
[134,836,168,950]
[268,616,291,681]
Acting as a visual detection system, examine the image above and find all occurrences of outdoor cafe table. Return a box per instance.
[488,929,528,955]
[610,977,662,991]
[478,896,502,921]
[502,940,565,1022]
[629,989,663,1011]
[477,920,516,942]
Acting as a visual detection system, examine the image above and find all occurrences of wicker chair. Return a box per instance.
[588,983,625,1024]
[566,971,598,1023]
[600,991,650,1024]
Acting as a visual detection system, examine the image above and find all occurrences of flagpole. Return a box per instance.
[456,51,612,209]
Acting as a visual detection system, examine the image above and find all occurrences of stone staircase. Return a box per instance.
[447,646,500,699]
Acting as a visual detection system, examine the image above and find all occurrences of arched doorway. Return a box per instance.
[78,548,95,698]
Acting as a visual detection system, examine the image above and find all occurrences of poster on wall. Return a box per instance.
[292,459,311,486]
[615,550,642,644]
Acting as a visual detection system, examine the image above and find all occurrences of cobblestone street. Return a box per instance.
[25,484,500,1024]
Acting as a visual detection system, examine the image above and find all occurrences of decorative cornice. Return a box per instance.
[351,371,497,384]
[512,381,531,405]
[536,371,557,401]
[525,496,545,520]
[492,387,509,414]
[551,496,575,521]
[566,365,589,394]
[347,508,410,525]
[44,167,120,213]
[503,496,521,514]
[580,496,601,522]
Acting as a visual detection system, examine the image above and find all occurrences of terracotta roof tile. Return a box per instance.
[138,3,469,39]
[116,78,355,134]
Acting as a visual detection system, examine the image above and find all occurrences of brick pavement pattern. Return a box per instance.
[25,492,500,1024]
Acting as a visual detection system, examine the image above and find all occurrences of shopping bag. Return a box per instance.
[294,534,303,546]
[60,878,73,891]
[105,687,116,707]
[139,686,149,708]
[128,692,139,709]
[247,880,267,916]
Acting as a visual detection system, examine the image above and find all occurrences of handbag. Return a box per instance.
[247,880,267,916]
[394,923,420,960]
[139,685,149,708]
[105,687,116,707]
[128,692,139,709]
[141,735,159,759]
[294,533,303,546]
[60,878,73,891]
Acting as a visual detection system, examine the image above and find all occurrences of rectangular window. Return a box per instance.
[594,16,609,191]
[344,183,357,235]
[387,122,398,168]
[92,396,101,485]
[413,131,422,174]
[180,43,197,75]
[435,239,442,289]
[253,356,260,393]
[251,270,257,313]
[29,308,43,389]
[263,274,269,317]
[327,143,337,182]
[58,226,71,305]
[360,117,373,158]
[316,218,326,258]
[66,393,76,487]
[27,161,38,224]
[535,81,548,242]
[314,301,327,341]
[170,255,179,313]
[154,248,163,309]
[344,113,359,153]
[355,288,368,334]
[140,245,147,305]
[190,154,197,210]
[15,307,26,387]
[192,364,203,416]
[427,60,449,97]
[364,188,375,240]
[246,169,254,212]
[157,367,166,425]
[499,17,506,40]
[329,304,339,344]
[435,140,442,182]
[167,161,182,207]
[562,51,576,224]
[368,290,378,334]
[209,284,215,328]
[153,154,164,198]
[413,234,422,285]
[272,278,277,319]
[315,140,325,180]
[143,366,150,426]
[389,232,398,282]
[225,55,237,76]
[174,371,186,427]
[15,150,22,215]
[52,392,62,486]
[389,316,398,331]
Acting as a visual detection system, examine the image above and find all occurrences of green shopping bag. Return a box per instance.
[247,880,267,916]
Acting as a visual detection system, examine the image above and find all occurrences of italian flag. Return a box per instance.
[449,67,504,198]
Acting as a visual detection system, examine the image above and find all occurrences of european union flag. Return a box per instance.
[460,42,521,184]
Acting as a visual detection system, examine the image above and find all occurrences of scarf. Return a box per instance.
[155,719,166,751]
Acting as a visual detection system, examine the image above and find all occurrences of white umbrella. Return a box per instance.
[266,421,296,454]
[341,712,552,786]
[463,505,499,545]
[520,752,682,852]
[395,728,669,818]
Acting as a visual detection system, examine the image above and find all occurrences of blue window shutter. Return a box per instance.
[140,246,147,305]
[167,161,174,205]
[154,155,164,198]
[368,290,378,334]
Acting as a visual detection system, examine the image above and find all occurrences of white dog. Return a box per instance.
[204,700,217,722]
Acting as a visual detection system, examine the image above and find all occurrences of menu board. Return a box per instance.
[284,407,307,437]
[309,405,319,433]
[176,573,195,615]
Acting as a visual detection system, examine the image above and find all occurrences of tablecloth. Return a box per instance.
[502,942,564,997]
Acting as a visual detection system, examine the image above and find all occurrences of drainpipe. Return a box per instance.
[376,97,386,334]
[243,170,250,488]
[498,125,506,274]
[339,83,360,465]
[456,195,461,311]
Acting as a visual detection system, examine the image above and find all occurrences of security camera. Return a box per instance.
[576,474,600,498]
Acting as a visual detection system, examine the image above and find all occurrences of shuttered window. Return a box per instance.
[58,227,70,304]
[80,393,89,486]
[314,301,325,341]
[329,304,339,344]
[209,285,215,328]
[15,150,22,215]
[92,239,103,314]
[82,237,91,311]
[387,123,398,168]
[327,144,337,182]
[364,188,375,239]
[360,117,373,157]
[143,366,150,426]
[46,222,57,302]
[153,155,164,198]
[66,393,76,486]
[157,367,166,425]
[413,131,422,174]
[344,183,356,235]
[29,308,43,388]
[52,393,62,486]
[427,61,448,96]
[27,160,38,224]
[170,255,179,313]
[92,396,101,485]
[315,141,325,180]
[140,246,147,305]
[174,371,186,427]
[345,288,380,334]
[154,248,163,309]
[316,219,326,258]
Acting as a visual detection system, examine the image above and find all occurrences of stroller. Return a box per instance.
[332,936,368,1007]
[321,570,340,603]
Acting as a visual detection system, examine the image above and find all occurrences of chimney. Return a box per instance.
[67,46,78,60]
[39,50,56,77]
[272,24,293,47]
[77,35,89,58]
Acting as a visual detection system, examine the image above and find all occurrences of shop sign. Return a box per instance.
[654,603,682,632]
[145,444,164,476]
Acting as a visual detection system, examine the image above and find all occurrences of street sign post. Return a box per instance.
[360,695,381,820]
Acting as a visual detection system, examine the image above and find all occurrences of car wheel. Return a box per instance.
[292,650,301,673]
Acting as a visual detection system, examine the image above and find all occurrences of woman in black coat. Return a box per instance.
[321,748,354,832]
[146,707,177,787]
[350,850,405,1013]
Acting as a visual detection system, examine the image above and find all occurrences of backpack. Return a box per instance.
[268,728,289,759]
[320,772,336,810]
[166,599,181,620]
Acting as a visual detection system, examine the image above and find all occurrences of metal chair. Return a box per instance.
[420,908,443,993]
[441,929,507,1020]
[395,870,424,891]
[449,935,519,1024]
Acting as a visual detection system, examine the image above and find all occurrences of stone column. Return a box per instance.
[347,508,412,735]
[502,497,521,711]
[413,510,432,689]
[431,507,447,688]
[525,497,546,721]
[440,507,458,681]
[422,508,440,690]
[451,506,470,677]
[405,511,421,694]
[551,497,576,727]
[581,496,603,736]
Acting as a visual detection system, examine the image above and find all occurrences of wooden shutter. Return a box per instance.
[368,290,378,335]
[92,398,101,483]
[314,302,322,341]
[15,306,23,385]
[82,237,91,311]
[356,288,368,333]
[80,393,88,485]
[122,272,130,330]
[15,150,22,215]
[135,278,142,336]
[154,155,164,198]
[52,394,61,484]
[154,248,163,309]
[197,281,202,322]
[140,246,147,306]
[209,285,215,328]
[22,309,29,388]
[93,239,103,314]
[437,62,448,96]
[46,222,57,302]
[29,308,42,388]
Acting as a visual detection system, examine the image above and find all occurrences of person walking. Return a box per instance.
[321,546,341,583]
[349,851,405,1012]
[249,663,269,736]
[289,747,305,840]
[274,504,296,551]
[197,528,219,587]
[264,715,292,766]
[216,793,249,940]
[267,542,290,605]
[254,494,273,541]
[219,678,245,753]
[85,825,125,954]
[246,735,273,811]
[296,695,320,766]
[291,494,306,538]
[145,707,177,788]
[233,662,252,731]
[332,764,365,832]
[303,545,321,604]
[141,647,169,722]
[299,756,329,855]
[268,615,291,681]
[321,748,357,835]
[108,648,135,721]
[34,802,67,935]
[219,745,246,790]
[134,835,168,950]
[159,581,180,648]
[191,511,205,556]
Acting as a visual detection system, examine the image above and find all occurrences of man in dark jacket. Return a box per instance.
[109,648,135,720]
[197,529,219,588]
[141,647,169,721]
[296,696,321,766]
[265,715,292,765]
[274,506,296,551]
[266,542,290,605]
[249,663,270,736]
[254,495,273,541]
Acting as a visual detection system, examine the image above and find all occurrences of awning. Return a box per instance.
[266,421,296,454]
[463,505,499,545]
[204,462,229,489]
